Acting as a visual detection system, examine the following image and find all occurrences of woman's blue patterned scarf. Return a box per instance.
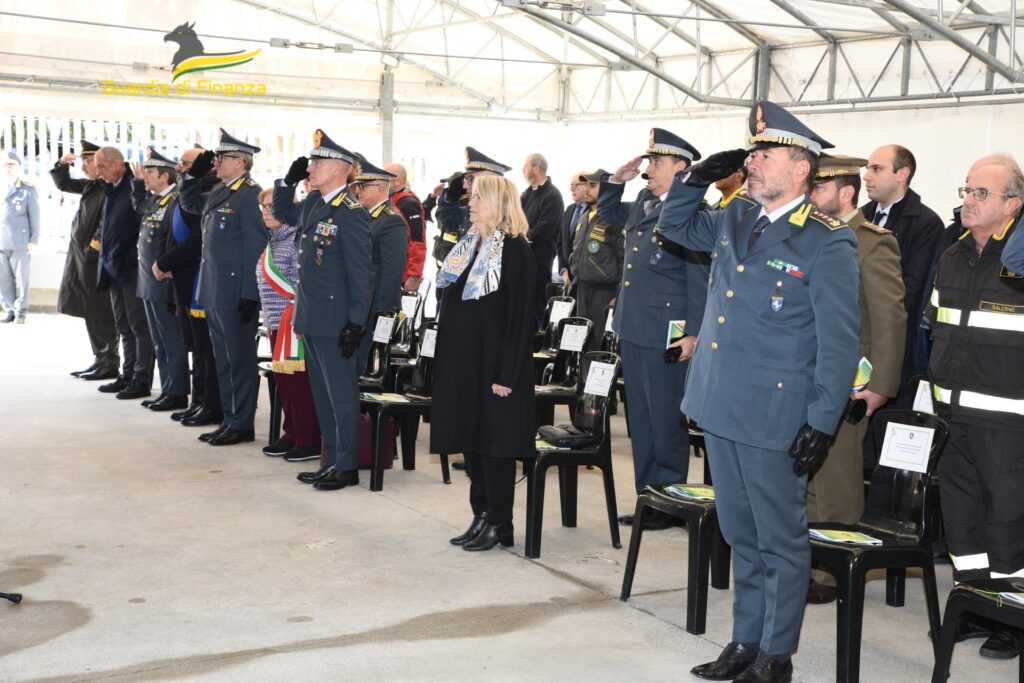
[435,227,505,300]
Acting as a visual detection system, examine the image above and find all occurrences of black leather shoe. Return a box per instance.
[98,376,129,393]
[149,394,188,412]
[619,511,679,531]
[116,381,152,400]
[452,460,467,471]
[71,362,98,377]
[807,580,838,604]
[263,437,295,457]
[980,628,1021,660]
[297,466,333,484]
[450,514,488,546]
[929,619,992,643]
[691,642,759,680]
[208,428,255,446]
[171,403,202,422]
[733,651,792,683]
[141,393,167,408]
[183,410,224,427]
[313,469,360,490]
[283,445,322,462]
[80,365,119,381]
[199,425,230,442]
[463,523,513,551]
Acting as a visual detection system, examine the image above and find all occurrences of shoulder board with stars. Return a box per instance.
[331,191,362,209]
[15,179,34,189]
[861,220,891,235]
[808,208,846,231]
[244,178,258,187]
[372,204,398,218]
[733,190,757,206]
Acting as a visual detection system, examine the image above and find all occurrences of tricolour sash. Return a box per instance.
[260,245,305,373]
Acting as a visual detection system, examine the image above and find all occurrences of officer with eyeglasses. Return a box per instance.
[927,154,1024,661]
[178,129,265,446]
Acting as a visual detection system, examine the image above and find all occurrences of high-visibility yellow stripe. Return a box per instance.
[936,307,961,325]
[934,384,1024,415]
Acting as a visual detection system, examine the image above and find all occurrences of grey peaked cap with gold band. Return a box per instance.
[642,128,701,162]
[748,100,833,156]
[309,129,357,163]
[215,128,260,155]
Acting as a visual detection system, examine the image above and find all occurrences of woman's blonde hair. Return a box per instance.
[473,175,528,238]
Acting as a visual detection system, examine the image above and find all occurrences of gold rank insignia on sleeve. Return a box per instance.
[809,208,845,230]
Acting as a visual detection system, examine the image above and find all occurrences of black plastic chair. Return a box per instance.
[392,292,423,358]
[619,479,732,635]
[360,309,400,392]
[535,316,593,428]
[361,320,442,492]
[932,578,1024,683]
[810,409,950,683]
[521,351,622,559]
[532,295,576,366]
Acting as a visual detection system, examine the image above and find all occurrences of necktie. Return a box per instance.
[874,209,888,226]
[747,215,770,251]
[571,203,585,235]
[643,198,662,217]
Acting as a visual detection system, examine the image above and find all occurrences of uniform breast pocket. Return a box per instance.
[746,365,806,438]
[213,213,242,241]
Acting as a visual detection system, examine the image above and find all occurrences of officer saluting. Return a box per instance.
[272,130,373,492]
[350,158,408,368]
[599,128,710,528]
[658,101,860,682]
[130,147,189,412]
[178,129,265,446]
[434,147,511,258]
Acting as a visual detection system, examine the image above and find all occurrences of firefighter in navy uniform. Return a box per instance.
[272,129,373,492]
[929,157,1024,661]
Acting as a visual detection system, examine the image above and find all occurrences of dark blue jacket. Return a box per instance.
[96,167,141,291]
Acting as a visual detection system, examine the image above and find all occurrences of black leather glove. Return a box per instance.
[338,322,365,358]
[788,424,832,476]
[685,148,749,187]
[284,156,310,186]
[238,298,259,325]
[444,173,466,201]
[189,150,214,178]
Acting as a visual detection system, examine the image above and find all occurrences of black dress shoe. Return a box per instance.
[263,437,295,457]
[733,651,792,683]
[452,460,467,471]
[208,428,255,446]
[149,394,188,412]
[80,365,119,381]
[116,381,152,400]
[450,514,488,546]
[98,376,129,393]
[297,466,333,484]
[313,469,360,490]
[691,642,759,681]
[980,628,1021,660]
[71,362,99,377]
[171,403,202,421]
[183,410,224,428]
[619,511,679,531]
[807,580,838,604]
[141,393,167,408]
[283,445,322,462]
[463,523,513,551]
[199,425,230,442]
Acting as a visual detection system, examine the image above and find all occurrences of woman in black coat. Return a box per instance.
[430,175,536,551]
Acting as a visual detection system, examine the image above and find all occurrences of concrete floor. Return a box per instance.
[0,314,1015,682]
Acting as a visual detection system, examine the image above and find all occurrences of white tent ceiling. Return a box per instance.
[3,0,1024,122]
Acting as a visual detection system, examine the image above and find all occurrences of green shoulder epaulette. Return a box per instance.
[244,178,258,187]
[809,208,846,231]
[861,220,891,235]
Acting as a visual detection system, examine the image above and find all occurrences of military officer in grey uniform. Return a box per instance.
[598,129,710,529]
[435,147,511,252]
[130,148,189,412]
[657,101,860,683]
[351,158,408,369]
[0,152,41,323]
[272,129,373,492]
[568,169,623,351]
[179,129,265,446]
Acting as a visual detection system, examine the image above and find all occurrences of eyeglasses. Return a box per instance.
[958,186,1017,202]
[569,182,585,189]
[214,153,243,162]
[259,203,274,213]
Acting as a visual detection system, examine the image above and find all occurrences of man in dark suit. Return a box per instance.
[862,145,944,393]
[558,171,589,287]
[94,146,154,400]
[520,153,564,326]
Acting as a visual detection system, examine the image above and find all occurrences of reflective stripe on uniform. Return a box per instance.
[968,309,1024,333]
[931,289,962,325]
[933,384,1024,416]
[949,552,989,571]
[991,567,1024,579]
